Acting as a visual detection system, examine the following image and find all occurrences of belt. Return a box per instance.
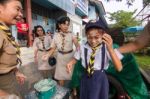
[38,49,50,52]
[0,70,15,76]
[58,50,73,54]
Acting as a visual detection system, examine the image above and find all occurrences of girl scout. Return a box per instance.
[43,16,79,86]
[67,20,123,99]
[33,25,54,79]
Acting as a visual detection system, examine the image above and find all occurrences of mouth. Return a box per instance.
[62,29,68,32]
[15,17,22,22]
[13,18,20,23]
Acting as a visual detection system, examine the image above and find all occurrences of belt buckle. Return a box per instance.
[87,73,92,78]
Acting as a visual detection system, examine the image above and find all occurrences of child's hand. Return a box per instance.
[15,71,26,85]
[0,90,9,96]
[66,62,73,74]
[76,45,80,51]
[34,56,38,63]
[42,54,49,61]
[102,33,113,50]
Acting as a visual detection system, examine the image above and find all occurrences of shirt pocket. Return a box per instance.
[4,45,17,55]
[0,45,18,65]
[65,36,72,42]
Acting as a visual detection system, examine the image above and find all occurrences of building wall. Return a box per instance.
[75,0,89,17]
[67,13,82,35]
[31,2,66,33]
[11,0,107,47]
[48,0,75,15]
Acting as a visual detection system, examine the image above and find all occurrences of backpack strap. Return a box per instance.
[101,43,105,71]
[84,47,88,68]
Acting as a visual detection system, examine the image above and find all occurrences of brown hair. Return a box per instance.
[34,25,45,37]
[109,27,125,46]
[56,16,70,31]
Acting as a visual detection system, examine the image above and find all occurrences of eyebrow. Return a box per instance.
[87,35,101,37]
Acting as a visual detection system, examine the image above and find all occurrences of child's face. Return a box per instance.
[37,27,44,36]
[59,21,70,33]
[0,0,23,26]
[87,28,104,47]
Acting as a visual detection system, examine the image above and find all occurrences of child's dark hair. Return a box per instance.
[85,20,109,35]
[86,27,106,35]
[56,16,70,31]
[34,25,45,37]
[109,27,125,46]
[0,0,21,5]
[22,17,26,23]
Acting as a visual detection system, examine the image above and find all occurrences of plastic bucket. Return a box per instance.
[34,79,57,99]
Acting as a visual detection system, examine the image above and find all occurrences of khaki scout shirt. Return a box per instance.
[0,30,18,74]
[51,32,74,52]
[33,35,52,50]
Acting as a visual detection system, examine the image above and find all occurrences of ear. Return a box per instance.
[0,5,2,13]
[0,4,4,14]
[58,24,61,28]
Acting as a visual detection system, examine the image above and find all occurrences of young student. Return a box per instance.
[67,20,123,99]
[70,28,150,99]
[33,25,54,79]
[0,0,26,98]
[16,17,29,46]
[42,16,79,86]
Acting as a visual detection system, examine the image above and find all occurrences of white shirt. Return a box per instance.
[74,43,123,70]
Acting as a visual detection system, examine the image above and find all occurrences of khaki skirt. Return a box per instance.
[37,51,55,70]
[54,51,74,80]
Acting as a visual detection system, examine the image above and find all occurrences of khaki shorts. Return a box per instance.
[0,71,21,98]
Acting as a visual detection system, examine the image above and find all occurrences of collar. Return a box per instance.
[59,31,70,36]
[0,21,10,30]
[84,42,103,50]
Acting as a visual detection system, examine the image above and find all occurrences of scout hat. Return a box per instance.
[85,20,106,32]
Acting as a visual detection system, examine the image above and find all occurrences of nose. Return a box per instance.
[19,13,23,18]
[64,26,68,29]
[91,38,97,43]
[18,10,23,19]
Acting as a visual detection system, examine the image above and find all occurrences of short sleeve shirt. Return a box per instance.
[0,28,17,74]
[33,35,52,50]
[74,43,123,70]
[50,32,74,51]
[16,22,29,34]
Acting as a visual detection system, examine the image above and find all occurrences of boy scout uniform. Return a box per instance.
[0,25,21,97]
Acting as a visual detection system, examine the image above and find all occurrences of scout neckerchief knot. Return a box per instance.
[87,45,100,77]
[39,36,45,50]
[0,22,22,67]
[60,32,65,51]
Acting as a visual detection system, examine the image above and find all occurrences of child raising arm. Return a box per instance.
[67,20,123,99]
